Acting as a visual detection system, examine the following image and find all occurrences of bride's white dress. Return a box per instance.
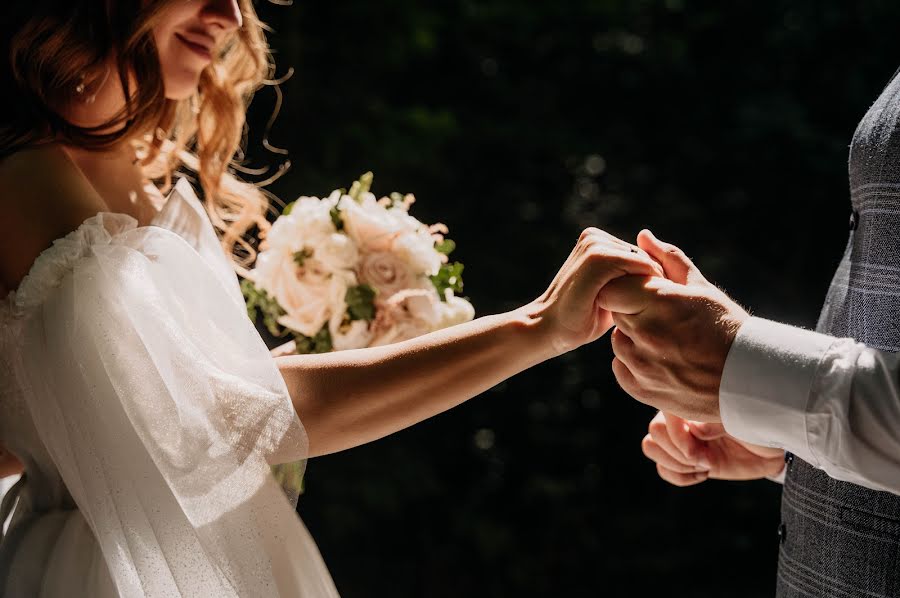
[0,178,339,597]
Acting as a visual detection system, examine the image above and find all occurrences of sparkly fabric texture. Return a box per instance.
[0,179,338,597]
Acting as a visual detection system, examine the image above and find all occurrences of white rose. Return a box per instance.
[329,317,373,351]
[341,195,404,253]
[312,232,359,272]
[394,289,443,328]
[390,229,443,276]
[265,197,336,253]
[435,291,475,329]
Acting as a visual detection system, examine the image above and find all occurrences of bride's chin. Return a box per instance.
[163,72,202,101]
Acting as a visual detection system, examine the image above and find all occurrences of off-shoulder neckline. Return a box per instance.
[2,178,199,306]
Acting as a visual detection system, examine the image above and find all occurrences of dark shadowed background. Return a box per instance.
[240,1,900,596]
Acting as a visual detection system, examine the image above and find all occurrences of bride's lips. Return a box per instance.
[175,32,213,61]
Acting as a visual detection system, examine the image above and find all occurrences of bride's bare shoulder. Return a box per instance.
[0,144,107,291]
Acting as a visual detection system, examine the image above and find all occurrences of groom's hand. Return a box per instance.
[642,411,785,486]
[597,230,749,422]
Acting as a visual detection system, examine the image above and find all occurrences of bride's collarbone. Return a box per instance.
[64,151,162,226]
[0,144,151,291]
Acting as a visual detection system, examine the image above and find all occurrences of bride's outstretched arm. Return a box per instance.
[280,308,548,457]
[278,228,663,457]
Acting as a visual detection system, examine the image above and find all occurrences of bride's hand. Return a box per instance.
[524,227,664,356]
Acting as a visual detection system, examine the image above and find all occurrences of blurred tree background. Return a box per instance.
[242,1,900,596]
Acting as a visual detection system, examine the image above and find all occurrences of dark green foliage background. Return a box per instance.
[243,2,900,596]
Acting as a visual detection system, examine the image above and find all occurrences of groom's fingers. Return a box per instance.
[598,274,679,316]
[611,356,644,403]
[581,249,663,309]
[688,421,728,441]
[610,327,646,374]
[648,414,696,467]
[642,435,709,474]
[636,229,704,286]
[610,314,638,339]
[656,464,709,487]
[665,412,710,469]
[596,275,656,315]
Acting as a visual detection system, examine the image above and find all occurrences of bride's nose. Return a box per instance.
[201,0,243,33]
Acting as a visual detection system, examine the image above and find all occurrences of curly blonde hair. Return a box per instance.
[0,0,280,267]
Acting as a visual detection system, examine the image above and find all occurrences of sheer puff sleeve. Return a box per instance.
[10,213,338,597]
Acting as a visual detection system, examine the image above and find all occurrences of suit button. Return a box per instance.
[778,523,787,545]
[849,209,859,231]
[784,452,794,471]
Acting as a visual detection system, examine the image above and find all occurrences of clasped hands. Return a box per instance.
[532,227,784,488]
[603,229,784,486]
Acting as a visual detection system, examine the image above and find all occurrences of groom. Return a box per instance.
[598,60,900,597]
[601,225,900,596]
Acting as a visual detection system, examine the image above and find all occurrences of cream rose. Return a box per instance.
[254,248,355,337]
[367,289,439,346]
[358,251,418,299]
[369,310,431,346]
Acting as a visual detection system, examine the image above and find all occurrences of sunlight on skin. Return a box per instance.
[0,1,243,483]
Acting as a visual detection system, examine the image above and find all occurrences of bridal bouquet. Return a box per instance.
[241,172,475,355]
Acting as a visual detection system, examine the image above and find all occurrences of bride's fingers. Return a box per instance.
[582,229,665,278]
[582,227,641,253]
[656,464,709,487]
[648,413,696,467]
[642,435,708,474]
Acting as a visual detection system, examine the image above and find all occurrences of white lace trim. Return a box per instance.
[0,177,202,322]
[1,213,137,320]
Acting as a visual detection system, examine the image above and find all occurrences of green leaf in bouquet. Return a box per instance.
[348,171,374,203]
[345,284,377,321]
[293,248,314,267]
[430,262,465,301]
[293,325,334,354]
[330,204,345,231]
[282,200,296,216]
[434,238,456,256]
[241,279,289,337]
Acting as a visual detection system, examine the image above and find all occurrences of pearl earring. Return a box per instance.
[76,67,111,104]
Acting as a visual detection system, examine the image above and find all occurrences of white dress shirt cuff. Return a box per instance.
[719,316,838,467]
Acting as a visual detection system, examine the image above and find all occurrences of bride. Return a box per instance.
[0,0,663,595]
